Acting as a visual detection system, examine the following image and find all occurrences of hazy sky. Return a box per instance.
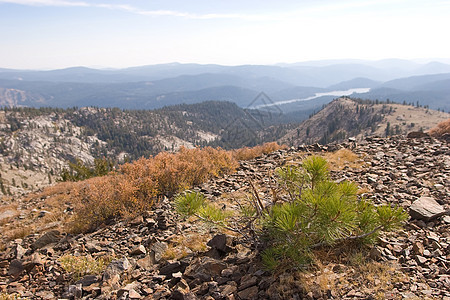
[1,0,450,69]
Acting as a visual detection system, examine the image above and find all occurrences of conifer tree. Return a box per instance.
[176,156,408,270]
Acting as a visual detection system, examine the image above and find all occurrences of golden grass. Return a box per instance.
[23,181,76,203]
[0,182,75,244]
[59,254,113,281]
[323,149,365,171]
[162,233,210,260]
[0,294,29,300]
[67,143,284,233]
[1,142,285,237]
[232,142,286,161]
[5,225,33,241]
[267,255,409,300]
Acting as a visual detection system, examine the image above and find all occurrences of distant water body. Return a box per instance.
[256,88,371,108]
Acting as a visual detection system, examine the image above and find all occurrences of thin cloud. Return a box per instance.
[0,0,279,20]
[0,0,89,6]
[0,0,430,21]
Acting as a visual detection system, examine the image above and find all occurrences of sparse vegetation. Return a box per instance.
[175,155,408,271]
[232,142,286,161]
[0,294,28,300]
[66,143,282,233]
[60,254,113,281]
[323,149,365,171]
[162,233,210,260]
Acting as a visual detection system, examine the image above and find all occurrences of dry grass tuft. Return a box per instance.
[59,254,113,281]
[232,142,286,161]
[428,118,450,137]
[0,294,28,300]
[265,243,411,300]
[323,149,365,171]
[163,232,210,260]
[268,257,408,299]
[5,225,34,241]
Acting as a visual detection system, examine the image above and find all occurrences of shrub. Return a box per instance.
[176,155,408,271]
[69,174,155,233]
[429,118,450,137]
[175,191,232,224]
[60,254,112,281]
[61,143,284,232]
[69,145,242,232]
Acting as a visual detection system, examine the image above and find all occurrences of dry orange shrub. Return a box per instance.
[69,174,154,232]
[428,118,450,137]
[121,146,237,196]
[232,142,286,161]
[68,143,282,232]
[70,146,237,232]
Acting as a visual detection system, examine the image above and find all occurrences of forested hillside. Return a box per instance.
[0,101,295,195]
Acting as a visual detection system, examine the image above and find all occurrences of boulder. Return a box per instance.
[409,197,445,221]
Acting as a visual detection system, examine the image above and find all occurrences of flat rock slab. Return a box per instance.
[31,230,61,250]
[409,196,445,221]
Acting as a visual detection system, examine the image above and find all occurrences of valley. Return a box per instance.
[0,60,449,300]
[1,60,450,112]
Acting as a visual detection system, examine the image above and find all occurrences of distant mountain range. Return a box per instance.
[0,59,449,111]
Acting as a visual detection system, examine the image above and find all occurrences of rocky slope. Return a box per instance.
[0,134,449,299]
[0,103,291,196]
[0,109,103,196]
[280,97,450,146]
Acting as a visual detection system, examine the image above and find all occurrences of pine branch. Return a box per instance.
[249,180,268,215]
[311,225,384,249]
[192,212,255,243]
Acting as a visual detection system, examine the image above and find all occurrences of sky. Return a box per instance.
[1,0,450,69]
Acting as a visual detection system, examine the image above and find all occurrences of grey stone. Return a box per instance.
[409,197,445,221]
[103,257,130,281]
[75,274,99,286]
[238,285,258,300]
[12,244,26,260]
[159,261,186,276]
[85,242,102,253]
[31,230,61,250]
[8,259,24,277]
[150,241,168,263]
[136,255,155,270]
[207,234,230,253]
[184,257,228,281]
[130,244,147,256]
[415,255,428,264]
[68,284,83,299]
